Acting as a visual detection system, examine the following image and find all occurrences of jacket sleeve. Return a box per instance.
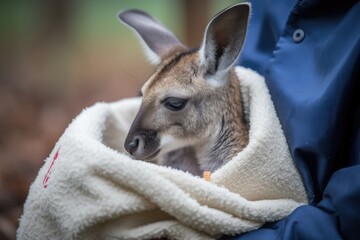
[222,165,360,240]
[226,0,360,239]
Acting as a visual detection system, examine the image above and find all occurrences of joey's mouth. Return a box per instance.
[143,149,161,161]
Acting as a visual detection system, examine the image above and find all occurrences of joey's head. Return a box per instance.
[118,3,250,161]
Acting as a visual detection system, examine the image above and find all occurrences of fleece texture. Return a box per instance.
[17,67,307,240]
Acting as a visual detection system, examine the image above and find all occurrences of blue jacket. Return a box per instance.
[227,0,360,239]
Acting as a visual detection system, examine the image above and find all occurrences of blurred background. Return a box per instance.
[0,0,241,239]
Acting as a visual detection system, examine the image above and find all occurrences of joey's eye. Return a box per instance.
[163,97,188,111]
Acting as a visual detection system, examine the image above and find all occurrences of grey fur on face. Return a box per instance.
[120,3,251,175]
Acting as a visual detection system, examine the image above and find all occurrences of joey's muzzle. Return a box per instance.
[124,129,160,160]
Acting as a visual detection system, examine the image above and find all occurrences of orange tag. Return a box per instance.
[203,171,211,181]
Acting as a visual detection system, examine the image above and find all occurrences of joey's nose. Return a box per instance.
[125,136,142,155]
[124,129,159,160]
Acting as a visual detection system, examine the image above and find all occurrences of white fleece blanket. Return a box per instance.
[17,67,307,240]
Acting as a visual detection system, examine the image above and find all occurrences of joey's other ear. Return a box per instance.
[199,3,250,85]
[118,9,186,65]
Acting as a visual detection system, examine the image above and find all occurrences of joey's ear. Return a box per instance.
[199,3,250,85]
[118,9,186,65]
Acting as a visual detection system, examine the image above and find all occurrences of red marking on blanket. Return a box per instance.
[43,148,60,189]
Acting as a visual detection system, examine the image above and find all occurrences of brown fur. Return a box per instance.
[120,3,251,175]
[139,50,249,173]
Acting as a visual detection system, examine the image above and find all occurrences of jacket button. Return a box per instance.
[293,29,305,43]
